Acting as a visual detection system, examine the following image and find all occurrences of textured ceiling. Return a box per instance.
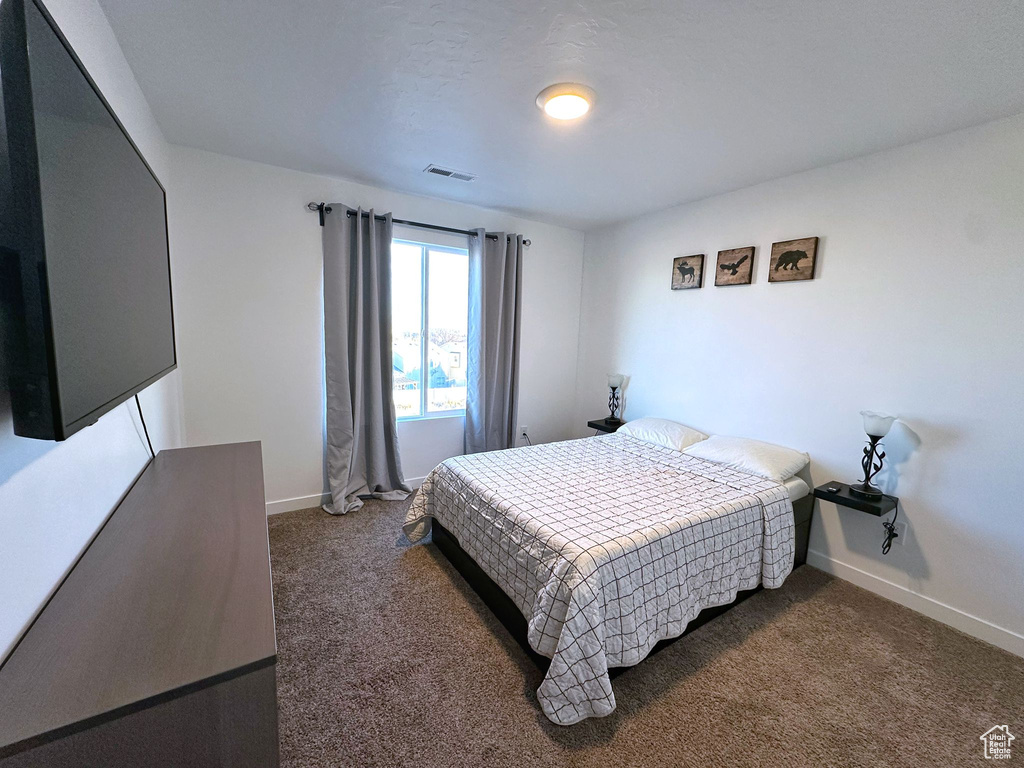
[97,0,1024,229]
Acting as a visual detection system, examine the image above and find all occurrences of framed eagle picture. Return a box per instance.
[671,254,704,290]
[715,246,755,286]
[768,237,818,282]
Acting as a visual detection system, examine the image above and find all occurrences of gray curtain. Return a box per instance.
[322,205,410,515]
[465,230,524,454]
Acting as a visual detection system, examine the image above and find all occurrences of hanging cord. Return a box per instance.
[135,394,155,458]
[881,502,900,555]
[523,433,533,446]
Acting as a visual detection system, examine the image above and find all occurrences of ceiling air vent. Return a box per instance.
[423,164,477,182]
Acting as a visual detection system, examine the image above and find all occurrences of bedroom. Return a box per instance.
[0,0,1022,765]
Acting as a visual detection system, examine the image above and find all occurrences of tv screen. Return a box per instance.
[0,0,175,441]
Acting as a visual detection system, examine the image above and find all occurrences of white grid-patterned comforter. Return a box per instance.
[403,433,794,725]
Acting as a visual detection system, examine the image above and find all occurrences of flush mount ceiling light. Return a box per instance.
[536,83,595,120]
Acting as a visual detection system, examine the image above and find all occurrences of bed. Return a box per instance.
[403,431,813,725]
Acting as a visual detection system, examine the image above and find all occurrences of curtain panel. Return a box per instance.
[465,231,524,454]
[322,206,410,514]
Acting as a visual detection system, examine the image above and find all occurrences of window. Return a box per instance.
[390,238,469,419]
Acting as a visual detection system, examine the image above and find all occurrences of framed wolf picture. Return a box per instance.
[768,237,818,282]
[715,246,755,286]
[671,254,705,290]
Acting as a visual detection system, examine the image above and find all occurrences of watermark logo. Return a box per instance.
[980,725,1015,760]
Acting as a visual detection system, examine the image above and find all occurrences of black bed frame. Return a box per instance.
[431,494,813,677]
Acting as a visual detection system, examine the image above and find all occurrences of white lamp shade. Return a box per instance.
[607,373,624,389]
[860,410,896,438]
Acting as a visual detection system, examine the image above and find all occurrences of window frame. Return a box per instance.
[392,236,469,422]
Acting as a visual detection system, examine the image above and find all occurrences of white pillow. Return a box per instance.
[683,435,809,482]
[617,417,708,452]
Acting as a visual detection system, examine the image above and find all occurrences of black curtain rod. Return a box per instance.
[305,202,531,246]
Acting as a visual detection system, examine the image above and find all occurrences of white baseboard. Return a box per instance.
[807,549,1024,658]
[266,481,423,516]
[266,493,330,516]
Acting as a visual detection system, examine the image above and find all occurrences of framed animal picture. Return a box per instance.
[715,246,754,286]
[671,254,704,290]
[768,237,818,282]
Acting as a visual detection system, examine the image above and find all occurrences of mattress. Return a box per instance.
[784,475,810,500]
[403,433,795,725]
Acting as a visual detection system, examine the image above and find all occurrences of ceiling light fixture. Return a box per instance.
[536,83,595,121]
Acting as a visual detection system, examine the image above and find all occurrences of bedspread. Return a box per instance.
[403,433,794,725]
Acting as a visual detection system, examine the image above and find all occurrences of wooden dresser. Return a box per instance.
[0,442,279,767]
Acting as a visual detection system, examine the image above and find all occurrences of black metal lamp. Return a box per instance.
[849,410,897,500]
[606,373,624,423]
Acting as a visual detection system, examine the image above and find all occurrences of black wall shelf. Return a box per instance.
[587,418,625,434]
[813,480,898,516]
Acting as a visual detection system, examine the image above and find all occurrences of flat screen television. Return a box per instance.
[0,0,175,441]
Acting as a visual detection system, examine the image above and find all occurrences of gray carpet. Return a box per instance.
[268,499,1024,767]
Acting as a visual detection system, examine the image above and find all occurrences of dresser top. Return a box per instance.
[0,442,276,750]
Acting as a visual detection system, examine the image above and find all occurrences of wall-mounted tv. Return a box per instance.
[0,0,175,441]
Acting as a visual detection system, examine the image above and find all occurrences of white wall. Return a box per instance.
[575,114,1024,656]
[396,415,465,487]
[0,0,184,662]
[167,146,585,513]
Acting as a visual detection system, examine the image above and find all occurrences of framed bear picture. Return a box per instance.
[671,254,704,290]
[715,246,755,286]
[768,237,818,282]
